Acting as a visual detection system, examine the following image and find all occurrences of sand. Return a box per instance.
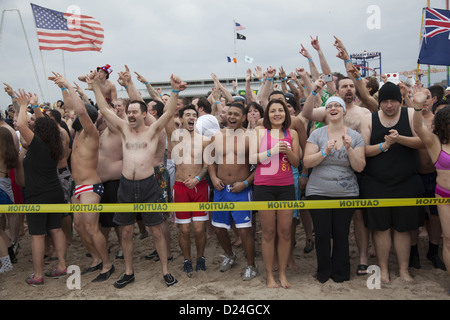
[0,215,449,305]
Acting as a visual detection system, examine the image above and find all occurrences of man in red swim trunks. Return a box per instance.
[165,104,210,276]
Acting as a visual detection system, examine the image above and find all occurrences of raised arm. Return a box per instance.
[53,73,97,137]
[117,65,143,102]
[152,74,187,134]
[134,71,163,103]
[88,70,125,133]
[299,43,320,81]
[211,73,233,104]
[412,91,436,149]
[299,79,327,123]
[14,89,34,145]
[310,36,336,94]
[345,64,378,112]
[259,66,277,110]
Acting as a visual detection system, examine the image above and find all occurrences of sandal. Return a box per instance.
[356,264,369,276]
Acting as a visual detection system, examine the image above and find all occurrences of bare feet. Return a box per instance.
[279,274,291,289]
[266,275,278,288]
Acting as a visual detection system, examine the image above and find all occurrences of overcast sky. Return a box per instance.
[0,0,448,111]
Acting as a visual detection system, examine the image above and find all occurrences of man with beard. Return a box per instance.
[166,104,209,276]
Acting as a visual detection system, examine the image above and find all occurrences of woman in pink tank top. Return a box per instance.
[253,99,300,288]
[413,92,450,286]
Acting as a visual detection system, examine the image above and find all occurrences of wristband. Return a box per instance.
[259,79,263,82]
[243,180,249,188]
[300,173,309,178]
[267,78,274,81]
[321,149,328,157]
[345,59,351,64]
[172,89,180,94]
[195,176,201,182]
[311,91,317,96]
[414,108,423,112]
[379,142,388,152]
[124,85,128,89]
[308,58,313,62]
[281,77,288,82]
[355,77,362,81]
[144,81,149,85]
[61,87,67,91]
[31,104,40,109]
[216,100,221,104]
[10,96,15,99]
[267,149,272,157]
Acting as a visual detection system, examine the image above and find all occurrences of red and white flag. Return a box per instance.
[31,3,104,52]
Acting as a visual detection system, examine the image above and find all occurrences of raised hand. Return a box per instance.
[13,89,30,107]
[170,74,187,92]
[253,66,263,80]
[117,65,132,88]
[134,71,148,84]
[3,83,14,97]
[299,44,311,59]
[310,35,320,51]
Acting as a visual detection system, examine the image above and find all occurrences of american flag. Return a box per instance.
[418,7,450,66]
[31,3,104,52]
[235,22,246,31]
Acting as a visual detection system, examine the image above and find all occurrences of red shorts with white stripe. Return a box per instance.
[172,180,209,224]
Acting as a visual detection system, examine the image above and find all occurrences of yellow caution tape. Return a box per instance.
[0,198,449,213]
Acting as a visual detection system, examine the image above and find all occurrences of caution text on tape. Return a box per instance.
[0,197,449,213]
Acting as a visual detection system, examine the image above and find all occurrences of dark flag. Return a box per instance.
[236,33,246,40]
[418,7,450,66]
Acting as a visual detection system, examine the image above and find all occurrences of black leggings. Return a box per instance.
[306,195,355,283]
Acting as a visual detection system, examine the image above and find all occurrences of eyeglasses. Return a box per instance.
[8,109,15,113]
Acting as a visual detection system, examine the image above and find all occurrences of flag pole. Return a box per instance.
[447,0,449,86]
[416,7,425,81]
[30,9,51,103]
[233,19,238,86]
[0,9,44,102]
[427,0,431,87]
[62,50,66,78]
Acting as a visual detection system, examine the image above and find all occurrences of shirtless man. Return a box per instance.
[208,103,258,281]
[53,74,115,283]
[90,70,187,288]
[96,99,125,258]
[301,77,372,274]
[78,64,117,104]
[166,104,209,276]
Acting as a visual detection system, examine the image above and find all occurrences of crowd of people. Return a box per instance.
[0,36,450,293]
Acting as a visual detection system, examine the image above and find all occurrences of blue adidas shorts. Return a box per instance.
[212,185,252,230]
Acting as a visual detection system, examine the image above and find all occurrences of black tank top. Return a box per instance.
[362,107,424,198]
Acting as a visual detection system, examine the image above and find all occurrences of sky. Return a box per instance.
[0,0,449,112]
